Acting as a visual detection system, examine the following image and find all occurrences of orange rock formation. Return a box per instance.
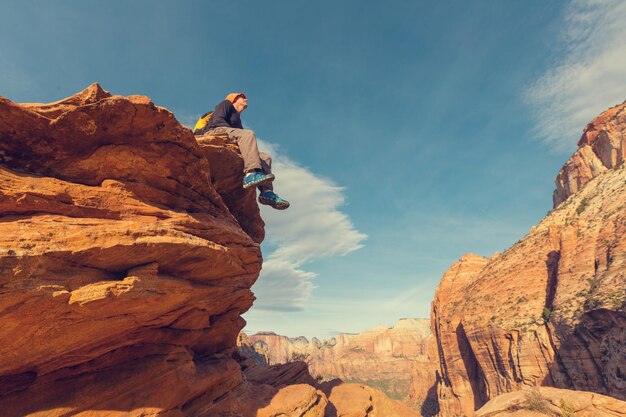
[432,102,626,416]
[211,351,421,417]
[0,83,264,416]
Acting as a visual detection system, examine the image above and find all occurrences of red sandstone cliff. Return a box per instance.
[0,85,420,417]
[245,318,438,413]
[0,83,265,416]
[432,102,626,416]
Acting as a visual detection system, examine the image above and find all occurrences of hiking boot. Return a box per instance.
[258,191,290,210]
[243,171,275,189]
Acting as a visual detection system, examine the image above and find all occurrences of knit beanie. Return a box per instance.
[225,93,246,103]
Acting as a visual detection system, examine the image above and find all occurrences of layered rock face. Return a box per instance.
[245,319,438,412]
[246,331,312,365]
[432,103,626,416]
[0,84,267,416]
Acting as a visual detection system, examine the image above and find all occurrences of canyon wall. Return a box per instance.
[432,102,626,416]
[245,318,438,413]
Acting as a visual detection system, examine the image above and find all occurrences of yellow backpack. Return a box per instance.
[193,111,213,135]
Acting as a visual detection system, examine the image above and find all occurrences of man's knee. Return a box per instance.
[239,129,257,141]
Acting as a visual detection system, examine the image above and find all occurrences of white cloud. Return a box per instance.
[252,259,317,312]
[250,140,367,311]
[525,0,626,151]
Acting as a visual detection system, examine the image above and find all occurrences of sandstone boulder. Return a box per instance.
[205,359,419,417]
[475,387,626,417]
[322,383,420,417]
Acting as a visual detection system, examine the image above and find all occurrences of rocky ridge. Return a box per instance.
[553,101,626,207]
[431,102,626,416]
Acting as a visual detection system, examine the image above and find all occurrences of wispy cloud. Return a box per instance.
[251,140,367,311]
[251,259,317,312]
[525,0,626,151]
[383,282,437,313]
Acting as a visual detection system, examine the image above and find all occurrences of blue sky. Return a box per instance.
[2,0,625,339]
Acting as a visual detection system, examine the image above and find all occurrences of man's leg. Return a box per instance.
[256,152,289,210]
[213,127,263,172]
[258,152,274,193]
[212,127,273,189]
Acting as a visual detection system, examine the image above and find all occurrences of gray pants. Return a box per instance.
[211,127,273,192]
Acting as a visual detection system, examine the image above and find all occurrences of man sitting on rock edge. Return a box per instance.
[196,93,290,210]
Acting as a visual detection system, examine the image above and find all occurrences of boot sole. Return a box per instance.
[258,196,290,210]
[243,174,275,189]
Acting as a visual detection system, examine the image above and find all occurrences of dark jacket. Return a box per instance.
[206,100,243,131]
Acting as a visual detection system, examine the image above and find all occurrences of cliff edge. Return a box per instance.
[0,84,265,416]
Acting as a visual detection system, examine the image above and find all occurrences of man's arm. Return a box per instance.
[210,100,233,128]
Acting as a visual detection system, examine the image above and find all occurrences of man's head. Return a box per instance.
[226,93,247,113]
